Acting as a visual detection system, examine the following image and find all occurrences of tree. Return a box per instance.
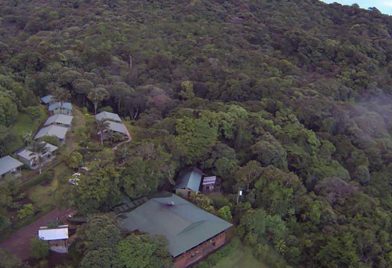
[17,203,34,219]
[218,206,232,222]
[79,215,121,251]
[29,141,48,174]
[52,87,71,106]
[30,238,49,259]
[66,151,83,169]
[0,92,18,126]
[175,116,218,164]
[316,233,360,268]
[80,248,116,268]
[87,87,109,114]
[75,166,121,213]
[235,161,262,190]
[116,234,172,268]
[96,119,110,145]
[251,133,287,169]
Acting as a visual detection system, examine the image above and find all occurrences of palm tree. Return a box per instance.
[29,141,48,174]
[87,87,109,114]
[96,120,110,145]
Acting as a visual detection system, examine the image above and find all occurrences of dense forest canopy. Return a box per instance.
[1,0,392,267]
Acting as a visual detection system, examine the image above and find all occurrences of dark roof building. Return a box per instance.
[118,194,232,268]
[176,168,203,193]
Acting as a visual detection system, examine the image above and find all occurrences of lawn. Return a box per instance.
[7,106,47,153]
[196,237,268,268]
[28,163,74,211]
[212,238,268,268]
[213,244,267,268]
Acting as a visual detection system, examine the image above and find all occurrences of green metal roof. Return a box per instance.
[118,194,232,257]
[176,169,203,192]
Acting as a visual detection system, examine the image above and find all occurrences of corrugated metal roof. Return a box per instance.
[0,156,23,176]
[44,114,73,126]
[35,125,69,140]
[95,111,122,122]
[176,169,203,192]
[38,226,69,241]
[17,142,58,161]
[48,102,72,111]
[41,95,53,104]
[107,121,130,137]
[118,194,232,257]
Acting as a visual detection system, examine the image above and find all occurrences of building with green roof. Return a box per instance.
[118,193,232,268]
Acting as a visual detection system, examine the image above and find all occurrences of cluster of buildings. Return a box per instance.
[0,95,73,180]
[95,111,131,141]
[37,95,73,143]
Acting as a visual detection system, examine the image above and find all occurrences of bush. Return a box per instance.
[30,238,49,259]
[17,203,34,219]
[66,151,83,169]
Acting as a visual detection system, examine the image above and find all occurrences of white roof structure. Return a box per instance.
[96,111,122,123]
[35,125,69,140]
[17,143,58,161]
[0,156,23,176]
[202,176,217,185]
[44,114,73,127]
[38,225,69,241]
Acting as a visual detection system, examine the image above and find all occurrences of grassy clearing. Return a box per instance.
[28,163,73,211]
[8,106,47,153]
[196,237,268,268]
[213,240,267,268]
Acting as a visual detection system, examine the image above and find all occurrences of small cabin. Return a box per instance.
[0,156,23,179]
[175,168,203,198]
[17,142,58,170]
[38,225,69,253]
[201,176,218,193]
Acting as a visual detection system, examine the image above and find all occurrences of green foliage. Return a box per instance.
[316,233,360,268]
[79,215,121,251]
[218,206,232,222]
[80,248,116,268]
[0,92,18,126]
[66,151,83,169]
[175,116,218,164]
[116,234,172,268]
[30,238,49,260]
[17,203,34,220]
[75,166,121,213]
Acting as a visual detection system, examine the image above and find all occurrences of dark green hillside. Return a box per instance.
[1,0,392,267]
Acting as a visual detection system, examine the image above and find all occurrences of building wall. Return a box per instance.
[173,231,228,268]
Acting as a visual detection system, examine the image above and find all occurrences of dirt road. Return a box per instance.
[0,208,75,260]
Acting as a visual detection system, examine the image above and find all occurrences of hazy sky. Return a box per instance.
[322,0,392,15]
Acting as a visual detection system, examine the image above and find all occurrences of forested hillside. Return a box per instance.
[1,0,392,267]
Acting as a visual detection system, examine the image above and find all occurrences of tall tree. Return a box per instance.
[29,141,48,174]
[52,87,71,106]
[116,234,172,268]
[96,119,110,145]
[87,87,109,114]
